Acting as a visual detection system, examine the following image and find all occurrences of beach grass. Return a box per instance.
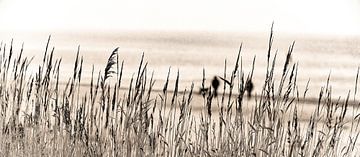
[0,26,360,156]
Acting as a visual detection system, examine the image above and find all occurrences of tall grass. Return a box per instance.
[0,27,359,156]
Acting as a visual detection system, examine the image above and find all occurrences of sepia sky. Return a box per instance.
[0,0,359,35]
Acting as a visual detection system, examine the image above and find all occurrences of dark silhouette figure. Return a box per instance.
[212,76,220,97]
[245,79,254,98]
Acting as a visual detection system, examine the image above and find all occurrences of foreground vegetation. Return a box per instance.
[1,27,360,156]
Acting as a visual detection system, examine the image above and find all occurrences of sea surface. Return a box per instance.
[1,31,360,101]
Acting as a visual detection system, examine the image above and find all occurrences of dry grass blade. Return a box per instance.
[104,47,119,82]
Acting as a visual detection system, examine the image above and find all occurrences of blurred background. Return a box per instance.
[0,0,359,99]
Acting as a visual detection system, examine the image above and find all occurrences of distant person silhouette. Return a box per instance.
[212,76,220,97]
[245,79,254,98]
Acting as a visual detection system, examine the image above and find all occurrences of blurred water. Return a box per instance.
[2,31,360,100]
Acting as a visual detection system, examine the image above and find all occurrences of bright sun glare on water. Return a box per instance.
[0,0,359,35]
